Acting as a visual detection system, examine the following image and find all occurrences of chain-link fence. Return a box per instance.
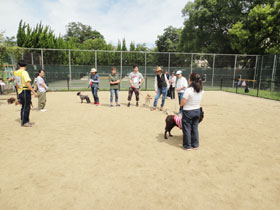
[1,48,279,100]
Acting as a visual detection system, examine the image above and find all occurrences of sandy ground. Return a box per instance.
[0,91,280,210]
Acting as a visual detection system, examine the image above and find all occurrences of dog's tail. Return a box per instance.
[77,92,81,96]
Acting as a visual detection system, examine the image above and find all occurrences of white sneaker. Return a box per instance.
[40,109,47,112]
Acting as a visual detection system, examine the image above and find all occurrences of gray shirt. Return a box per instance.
[129,72,143,88]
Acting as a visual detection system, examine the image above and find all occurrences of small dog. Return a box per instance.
[7,97,33,107]
[7,97,16,104]
[77,92,91,103]
[164,107,204,139]
[143,93,152,107]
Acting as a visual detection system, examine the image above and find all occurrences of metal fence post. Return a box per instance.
[212,54,216,88]
[190,53,193,74]
[271,54,277,91]
[168,53,170,73]
[253,55,258,89]
[95,50,97,69]
[232,55,237,87]
[145,52,147,90]
[68,49,72,88]
[41,49,44,69]
[257,56,264,97]
[120,51,122,89]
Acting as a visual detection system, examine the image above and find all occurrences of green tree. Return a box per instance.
[179,0,275,53]
[65,22,104,45]
[156,26,181,52]
[122,38,127,51]
[82,38,106,50]
[229,1,280,54]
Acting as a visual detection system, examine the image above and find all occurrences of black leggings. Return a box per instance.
[19,90,31,125]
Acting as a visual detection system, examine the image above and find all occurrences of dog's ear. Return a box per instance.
[77,92,80,96]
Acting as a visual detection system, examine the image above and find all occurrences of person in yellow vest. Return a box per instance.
[14,60,38,127]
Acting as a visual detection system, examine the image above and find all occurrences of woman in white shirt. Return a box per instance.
[175,70,188,113]
[180,73,204,150]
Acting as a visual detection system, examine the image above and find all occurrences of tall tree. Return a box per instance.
[156,26,181,52]
[65,22,104,44]
[229,0,280,54]
[122,38,127,51]
[179,0,275,53]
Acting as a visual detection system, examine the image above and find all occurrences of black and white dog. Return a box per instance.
[77,92,91,103]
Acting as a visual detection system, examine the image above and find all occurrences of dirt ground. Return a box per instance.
[0,91,280,210]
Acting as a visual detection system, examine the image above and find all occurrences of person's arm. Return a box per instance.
[26,81,38,97]
[93,75,99,83]
[140,75,144,87]
[154,76,158,92]
[180,90,189,107]
[180,98,188,107]
[165,75,170,89]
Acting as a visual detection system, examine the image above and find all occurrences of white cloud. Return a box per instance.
[0,0,188,48]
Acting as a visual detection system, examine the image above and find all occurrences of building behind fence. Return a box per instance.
[0,48,279,99]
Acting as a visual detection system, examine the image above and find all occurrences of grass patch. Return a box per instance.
[223,87,280,101]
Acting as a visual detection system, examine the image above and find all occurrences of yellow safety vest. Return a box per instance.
[14,69,30,94]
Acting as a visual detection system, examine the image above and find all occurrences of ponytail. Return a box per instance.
[189,73,203,93]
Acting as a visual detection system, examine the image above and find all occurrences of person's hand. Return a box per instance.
[131,85,135,88]
[176,89,179,92]
[34,92,38,97]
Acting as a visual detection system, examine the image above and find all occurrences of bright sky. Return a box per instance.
[0,0,188,48]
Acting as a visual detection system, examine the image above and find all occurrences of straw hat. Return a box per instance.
[91,68,97,73]
[155,66,163,72]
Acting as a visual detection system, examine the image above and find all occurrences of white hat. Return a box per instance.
[91,68,97,73]
[176,70,183,75]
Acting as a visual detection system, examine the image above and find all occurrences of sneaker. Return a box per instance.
[160,107,163,111]
[151,107,156,111]
[192,147,199,150]
[136,102,139,107]
[116,104,120,107]
[110,104,114,107]
[127,102,130,107]
[22,123,32,127]
[40,109,47,112]
[96,102,100,106]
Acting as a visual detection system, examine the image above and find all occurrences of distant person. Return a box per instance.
[175,70,188,114]
[169,72,176,99]
[152,66,169,111]
[88,68,100,105]
[36,69,48,112]
[109,67,120,107]
[127,65,144,107]
[180,73,204,150]
[165,70,171,98]
[14,60,38,127]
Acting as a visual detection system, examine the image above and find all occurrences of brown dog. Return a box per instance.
[7,97,16,104]
[164,107,204,139]
[7,97,33,108]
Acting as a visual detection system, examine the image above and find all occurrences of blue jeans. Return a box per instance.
[178,92,184,113]
[91,86,99,103]
[182,108,201,149]
[110,89,119,103]
[153,87,168,108]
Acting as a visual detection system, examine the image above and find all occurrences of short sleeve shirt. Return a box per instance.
[129,72,143,88]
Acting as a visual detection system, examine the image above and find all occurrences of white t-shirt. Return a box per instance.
[182,87,204,110]
[176,77,188,93]
[36,76,48,93]
[129,72,143,88]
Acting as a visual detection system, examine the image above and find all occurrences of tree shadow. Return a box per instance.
[156,132,183,149]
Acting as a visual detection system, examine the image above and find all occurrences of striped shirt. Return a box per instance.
[174,115,182,129]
